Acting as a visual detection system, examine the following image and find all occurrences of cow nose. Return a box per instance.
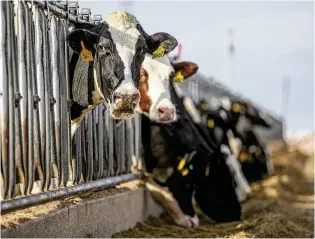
[113,90,140,106]
[158,106,175,122]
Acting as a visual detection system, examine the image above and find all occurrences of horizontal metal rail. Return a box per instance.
[1,173,141,213]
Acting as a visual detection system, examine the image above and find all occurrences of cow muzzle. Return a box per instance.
[157,105,176,123]
[109,89,140,119]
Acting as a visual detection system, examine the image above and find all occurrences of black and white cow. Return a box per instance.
[199,99,275,182]
[67,11,178,137]
[138,55,241,227]
[197,99,274,181]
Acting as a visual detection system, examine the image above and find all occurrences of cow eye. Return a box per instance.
[98,45,105,51]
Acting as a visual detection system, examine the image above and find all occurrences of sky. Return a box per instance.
[79,0,314,134]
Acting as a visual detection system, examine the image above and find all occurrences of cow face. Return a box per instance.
[138,56,198,123]
[67,11,178,120]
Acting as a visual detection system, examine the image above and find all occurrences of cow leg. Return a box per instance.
[143,175,198,228]
[165,172,199,227]
[220,144,252,202]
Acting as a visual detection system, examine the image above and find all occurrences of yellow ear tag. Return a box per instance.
[205,165,210,176]
[239,152,248,162]
[182,169,189,176]
[201,103,208,110]
[255,147,262,156]
[232,103,240,113]
[207,119,215,129]
[173,71,184,83]
[178,158,186,171]
[80,41,94,62]
[152,43,166,59]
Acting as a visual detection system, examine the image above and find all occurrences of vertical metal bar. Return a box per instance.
[34,6,44,194]
[42,9,51,192]
[86,112,93,181]
[30,2,43,195]
[48,15,60,190]
[108,112,114,176]
[102,106,109,177]
[1,1,15,200]
[16,0,29,197]
[114,122,120,175]
[120,121,126,174]
[92,108,101,180]
[74,127,82,184]
[24,1,35,196]
[92,109,98,179]
[58,19,69,187]
[125,119,134,173]
[12,0,25,198]
[96,106,104,179]
[8,1,16,199]
[81,117,87,182]
[134,115,141,170]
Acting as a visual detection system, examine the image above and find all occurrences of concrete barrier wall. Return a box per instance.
[2,188,163,238]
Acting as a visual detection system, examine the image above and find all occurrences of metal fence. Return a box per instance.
[177,74,284,142]
[0,1,142,211]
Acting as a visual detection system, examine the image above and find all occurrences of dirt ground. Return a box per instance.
[113,135,314,238]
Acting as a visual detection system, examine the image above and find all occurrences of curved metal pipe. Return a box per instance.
[1,173,141,213]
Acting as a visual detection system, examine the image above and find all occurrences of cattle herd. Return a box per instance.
[68,11,275,228]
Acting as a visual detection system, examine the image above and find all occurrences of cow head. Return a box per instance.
[137,55,198,123]
[67,11,178,120]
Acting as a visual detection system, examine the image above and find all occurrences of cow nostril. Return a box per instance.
[158,108,165,114]
[114,94,122,101]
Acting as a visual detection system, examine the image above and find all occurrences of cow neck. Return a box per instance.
[169,82,217,155]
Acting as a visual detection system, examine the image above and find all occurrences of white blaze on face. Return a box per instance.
[106,11,144,94]
[141,55,176,121]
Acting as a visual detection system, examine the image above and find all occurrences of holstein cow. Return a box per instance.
[137,55,241,227]
[197,98,274,195]
[199,99,275,182]
[194,99,252,203]
[67,11,178,137]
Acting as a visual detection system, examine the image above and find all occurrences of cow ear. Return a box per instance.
[172,61,198,83]
[67,29,99,54]
[147,32,178,59]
